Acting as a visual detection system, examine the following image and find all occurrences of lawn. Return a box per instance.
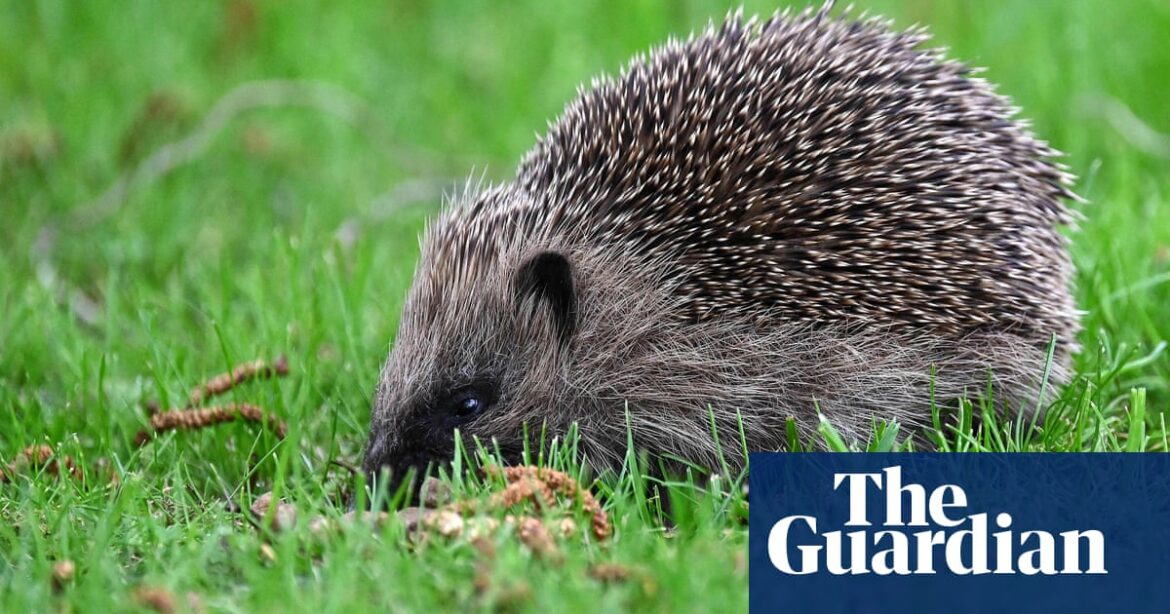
[2,0,1168,611]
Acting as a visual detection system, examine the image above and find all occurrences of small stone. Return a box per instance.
[432,509,464,538]
[396,507,432,532]
[308,516,336,535]
[420,477,452,508]
[51,560,75,591]
[249,491,273,517]
[466,516,501,540]
[249,492,297,532]
[259,543,277,564]
[272,504,297,532]
[342,510,392,528]
[516,516,556,558]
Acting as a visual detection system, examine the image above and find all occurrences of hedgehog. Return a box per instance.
[362,5,1079,487]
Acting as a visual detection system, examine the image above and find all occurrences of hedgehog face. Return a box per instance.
[361,239,580,497]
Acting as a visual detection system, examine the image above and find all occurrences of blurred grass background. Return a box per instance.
[2,0,1169,610]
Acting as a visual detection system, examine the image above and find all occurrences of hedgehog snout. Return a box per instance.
[361,424,444,506]
[360,426,397,497]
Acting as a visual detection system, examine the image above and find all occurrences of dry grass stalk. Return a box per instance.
[187,355,288,406]
[134,403,287,447]
[0,444,83,483]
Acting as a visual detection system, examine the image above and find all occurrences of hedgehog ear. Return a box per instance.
[514,251,577,344]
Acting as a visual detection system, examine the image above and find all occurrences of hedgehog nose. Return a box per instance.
[361,430,390,475]
[361,431,396,502]
[360,431,429,508]
[362,463,430,509]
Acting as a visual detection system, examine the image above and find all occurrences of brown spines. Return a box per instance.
[482,9,1076,348]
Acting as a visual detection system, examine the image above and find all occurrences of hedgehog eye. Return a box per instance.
[454,394,482,416]
[447,388,491,420]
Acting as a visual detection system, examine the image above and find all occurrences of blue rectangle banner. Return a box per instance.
[749,453,1170,613]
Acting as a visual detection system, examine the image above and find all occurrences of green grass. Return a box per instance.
[2,0,1169,610]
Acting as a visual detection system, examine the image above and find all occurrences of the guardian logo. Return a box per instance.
[768,466,1107,576]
